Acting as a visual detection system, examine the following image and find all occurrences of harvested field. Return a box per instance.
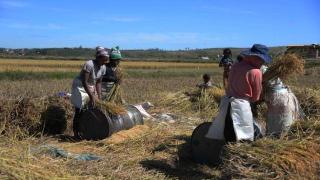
[0,58,319,179]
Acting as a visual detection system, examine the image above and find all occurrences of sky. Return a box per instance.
[0,0,319,49]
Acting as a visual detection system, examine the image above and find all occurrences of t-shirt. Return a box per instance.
[197,81,214,89]
[226,61,262,102]
[219,57,233,76]
[79,60,106,86]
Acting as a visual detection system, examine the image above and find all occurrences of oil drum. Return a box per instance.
[191,122,225,165]
[78,105,144,140]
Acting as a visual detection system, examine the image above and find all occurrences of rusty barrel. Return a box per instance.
[78,105,144,140]
[191,122,225,165]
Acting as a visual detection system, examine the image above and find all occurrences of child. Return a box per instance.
[219,48,234,90]
[197,74,214,89]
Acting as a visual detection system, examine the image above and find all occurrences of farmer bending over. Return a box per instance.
[70,49,109,138]
[206,44,272,142]
[102,46,125,104]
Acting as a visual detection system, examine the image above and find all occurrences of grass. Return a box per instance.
[0,58,220,80]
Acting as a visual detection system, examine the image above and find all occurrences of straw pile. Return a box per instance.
[263,53,305,83]
[221,118,320,179]
[0,96,73,138]
[160,87,225,119]
[104,125,150,144]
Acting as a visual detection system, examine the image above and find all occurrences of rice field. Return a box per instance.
[0,59,218,71]
[0,58,319,179]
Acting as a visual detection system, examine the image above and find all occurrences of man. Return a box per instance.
[206,44,272,142]
[219,48,233,90]
[102,46,124,103]
[70,49,109,138]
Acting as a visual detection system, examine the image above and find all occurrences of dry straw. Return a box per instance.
[0,96,73,138]
[222,118,320,179]
[96,100,127,115]
[263,53,305,82]
[293,87,320,118]
[161,87,225,119]
[221,87,320,179]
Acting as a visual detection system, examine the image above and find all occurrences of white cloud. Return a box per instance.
[0,0,28,8]
[4,22,65,30]
[91,16,142,24]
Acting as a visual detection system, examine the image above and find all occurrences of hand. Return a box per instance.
[89,96,96,108]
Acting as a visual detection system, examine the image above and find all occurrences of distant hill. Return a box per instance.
[0,46,287,62]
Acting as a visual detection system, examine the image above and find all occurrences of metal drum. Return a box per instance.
[191,122,225,165]
[78,105,144,140]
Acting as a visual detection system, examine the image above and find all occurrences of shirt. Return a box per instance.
[78,60,106,86]
[197,81,214,89]
[219,56,234,76]
[226,61,262,102]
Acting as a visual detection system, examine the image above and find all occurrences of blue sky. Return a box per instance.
[0,0,319,49]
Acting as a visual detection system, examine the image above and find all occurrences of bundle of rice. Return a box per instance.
[263,53,305,83]
[160,87,225,119]
[105,67,126,104]
[96,100,126,115]
[200,87,225,103]
[160,91,193,113]
[106,84,125,104]
[0,96,73,138]
[115,67,124,84]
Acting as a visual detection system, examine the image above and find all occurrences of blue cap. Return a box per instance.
[240,44,272,63]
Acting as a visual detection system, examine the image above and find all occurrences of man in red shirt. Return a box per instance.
[206,44,271,142]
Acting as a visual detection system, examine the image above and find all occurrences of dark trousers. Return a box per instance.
[73,108,82,137]
[224,104,236,142]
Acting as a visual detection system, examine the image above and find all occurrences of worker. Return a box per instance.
[219,48,233,90]
[261,66,302,136]
[70,49,109,138]
[197,74,214,89]
[206,44,272,142]
[102,46,124,103]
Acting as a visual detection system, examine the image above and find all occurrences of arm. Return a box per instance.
[96,77,102,100]
[80,70,96,106]
[248,69,263,102]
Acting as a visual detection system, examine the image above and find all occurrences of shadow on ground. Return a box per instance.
[140,135,220,179]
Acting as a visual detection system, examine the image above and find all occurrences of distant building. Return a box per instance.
[201,56,210,60]
[286,44,320,59]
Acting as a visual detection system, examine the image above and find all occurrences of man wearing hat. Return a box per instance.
[102,46,124,103]
[206,44,272,142]
[70,49,109,138]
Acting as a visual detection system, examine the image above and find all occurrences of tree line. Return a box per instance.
[0,47,287,62]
